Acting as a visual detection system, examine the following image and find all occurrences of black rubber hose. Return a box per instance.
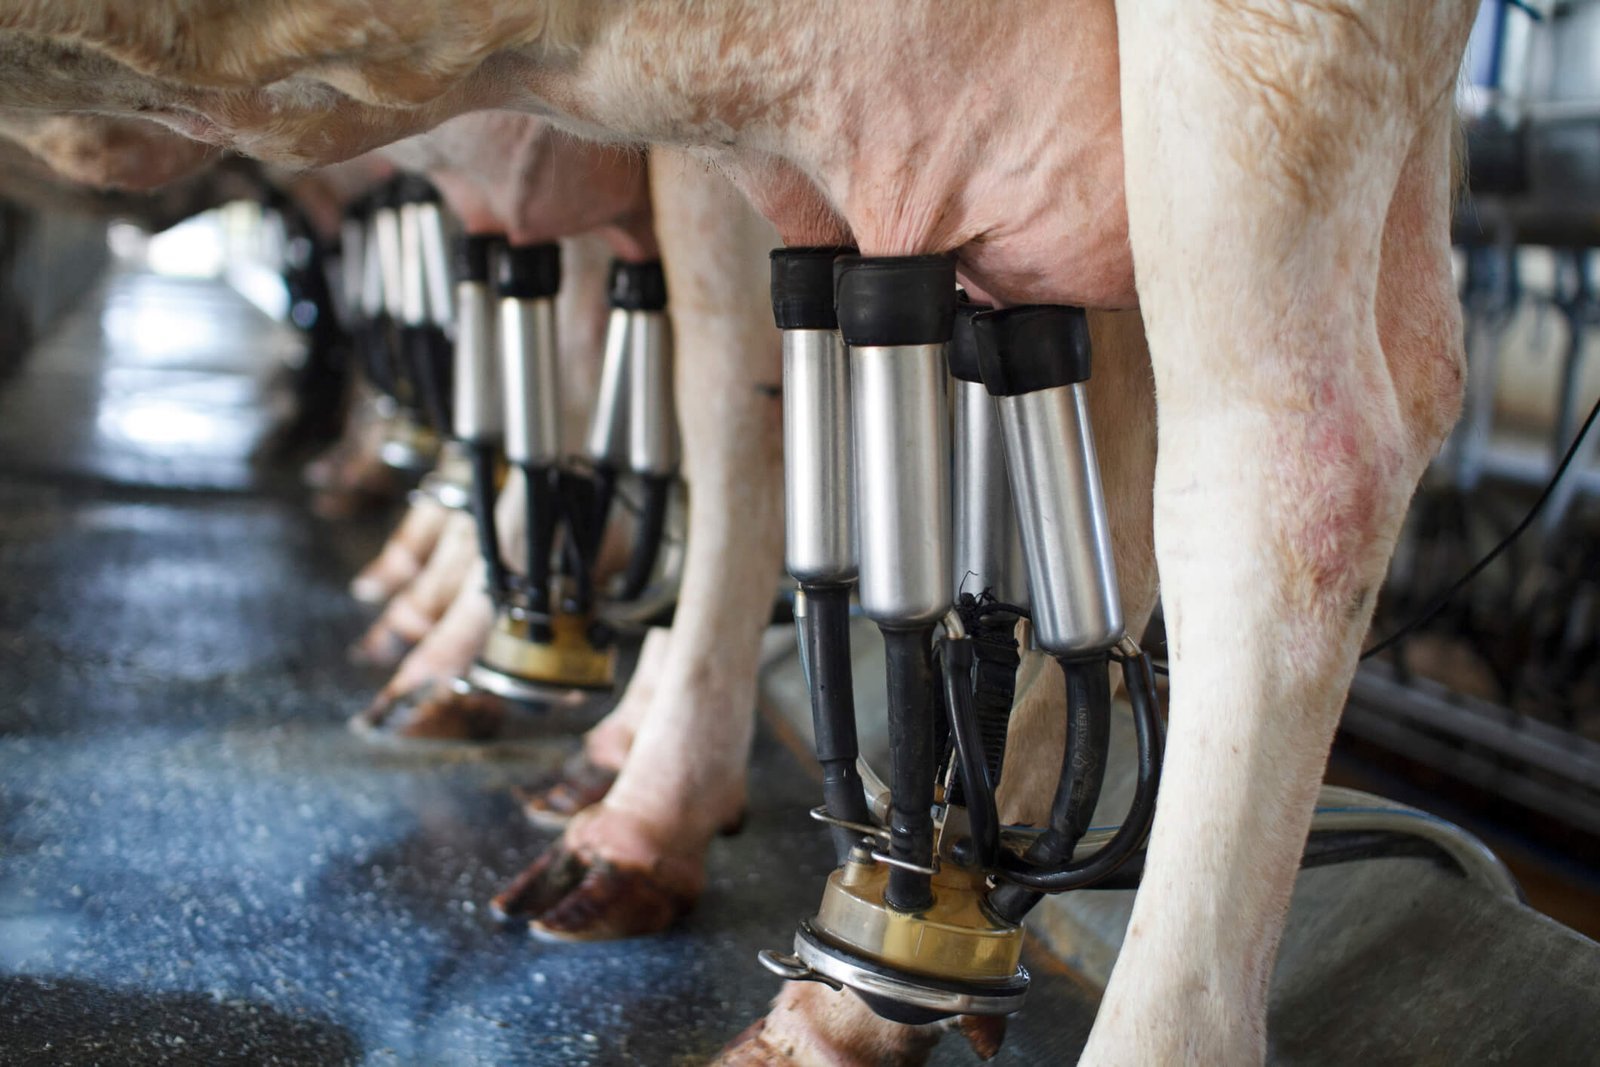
[354,324,382,394]
[403,326,450,435]
[468,442,510,603]
[1081,829,1479,892]
[1056,657,1112,843]
[616,473,673,601]
[802,584,871,864]
[989,655,1111,922]
[522,462,557,643]
[423,327,455,436]
[940,637,1000,870]
[990,648,1164,893]
[364,320,404,401]
[882,625,938,911]
[1136,648,1168,754]
[555,468,601,615]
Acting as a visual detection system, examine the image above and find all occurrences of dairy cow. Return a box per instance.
[0,106,785,953]
[361,122,787,940]
[0,1,1478,1062]
[0,104,790,948]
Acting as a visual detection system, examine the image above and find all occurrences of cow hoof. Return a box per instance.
[349,573,394,605]
[489,842,589,921]
[349,623,413,668]
[489,842,694,941]
[512,754,619,830]
[351,682,509,742]
[490,805,708,940]
[529,858,692,941]
[711,1013,1002,1066]
[513,756,746,835]
[711,1018,793,1065]
[712,982,944,1067]
[951,1016,1006,1061]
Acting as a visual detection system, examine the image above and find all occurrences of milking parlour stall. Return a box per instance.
[0,2,1597,1065]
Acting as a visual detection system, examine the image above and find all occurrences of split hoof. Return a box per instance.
[712,982,954,1067]
[351,682,509,743]
[512,754,619,830]
[348,625,414,668]
[712,1018,786,1066]
[349,573,395,606]
[951,1015,1006,1061]
[713,1013,1003,1065]
[489,842,696,942]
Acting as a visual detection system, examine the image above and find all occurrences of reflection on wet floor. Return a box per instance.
[0,270,1098,1064]
[0,270,296,492]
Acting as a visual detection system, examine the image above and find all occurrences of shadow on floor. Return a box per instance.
[0,976,361,1067]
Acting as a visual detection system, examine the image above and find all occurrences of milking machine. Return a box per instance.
[759,251,1165,1023]
[395,179,455,439]
[334,180,443,478]
[586,260,681,605]
[398,179,476,510]
[359,183,440,474]
[459,246,682,703]
[348,192,399,430]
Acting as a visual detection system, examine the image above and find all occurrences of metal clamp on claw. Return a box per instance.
[760,252,1165,1024]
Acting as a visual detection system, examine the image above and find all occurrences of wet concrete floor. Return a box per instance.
[0,271,1098,1064]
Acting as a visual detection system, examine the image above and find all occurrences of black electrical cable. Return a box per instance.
[1082,827,1490,891]
[1147,391,1600,677]
[1362,392,1600,661]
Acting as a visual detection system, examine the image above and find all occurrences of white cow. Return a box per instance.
[0,105,786,947]
[332,114,788,941]
[0,1,1478,1061]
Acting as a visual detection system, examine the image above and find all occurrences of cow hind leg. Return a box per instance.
[1082,5,1471,1063]
[511,626,674,827]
